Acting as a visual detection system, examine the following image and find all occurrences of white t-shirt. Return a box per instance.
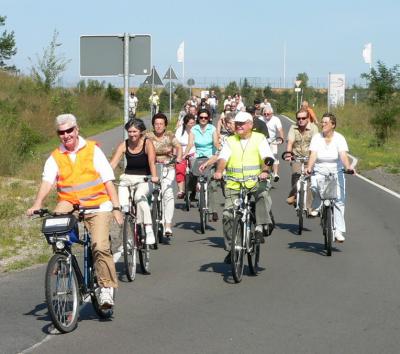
[42,137,115,211]
[218,134,274,162]
[261,115,282,140]
[175,127,195,155]
[309,131,348,173]
[128,95,138,109]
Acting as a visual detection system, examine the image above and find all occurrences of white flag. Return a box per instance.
[177,41,184,63]
[362,43,372,64]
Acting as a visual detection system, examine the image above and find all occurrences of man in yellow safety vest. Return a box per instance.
[213,112,275,263]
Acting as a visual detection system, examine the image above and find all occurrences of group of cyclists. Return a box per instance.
[26,92,355,310]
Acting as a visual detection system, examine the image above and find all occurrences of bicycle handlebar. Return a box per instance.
[281,151,309,163]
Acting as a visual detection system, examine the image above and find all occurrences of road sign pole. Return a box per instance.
[124,33,129,127]
[169,67,172,121]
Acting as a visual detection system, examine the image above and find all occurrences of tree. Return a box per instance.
[296,72,309,89]
[361,61,400,142]
[224,81,239,97]
[0,16,17,71]
[30,30,71,91]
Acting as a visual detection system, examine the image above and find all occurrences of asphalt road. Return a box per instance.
[1,115,400,354]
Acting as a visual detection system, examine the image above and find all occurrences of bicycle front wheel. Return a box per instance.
[199,184,207,234]
[184,175,191,211]
[247,222,260,276]
[297,184,305,235]
[151,191,161,249]
[123,215,137,282]
[139,245,151,275]
[231,215,245,283]
[45,253,79,333]
[325,206,333,256]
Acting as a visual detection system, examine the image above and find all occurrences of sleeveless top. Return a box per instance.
[124,138,151,175]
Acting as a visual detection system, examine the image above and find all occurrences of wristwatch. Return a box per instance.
[112,206,121,211]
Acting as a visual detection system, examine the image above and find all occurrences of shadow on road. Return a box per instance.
[205,236,224,248]
[174,221,216,234]
[276,222,312,235]
[288,241,342,256]
[199,261,235,283]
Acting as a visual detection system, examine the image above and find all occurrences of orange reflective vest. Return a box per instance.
[52,140,110,207]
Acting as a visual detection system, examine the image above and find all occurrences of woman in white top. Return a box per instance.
[306,113,355,242]
[175,114,196,198]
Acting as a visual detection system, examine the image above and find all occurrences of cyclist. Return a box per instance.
[110,118,159,244]
[260,106,284,182]
[128,91,138,118]
[285,109,319,215]
[246,105,269,137]
[175,114,196,199]
[301,100,318,125]
[306,113,355,242]
[213,112,275,263]
[146,113,182,238]
[184,108,220,221]
[149,91,160,116]
[27,114,122,308]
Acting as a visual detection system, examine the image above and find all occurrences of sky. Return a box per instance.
[2,0,400,88]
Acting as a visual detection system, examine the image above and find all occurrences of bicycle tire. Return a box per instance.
[90,271,114,319]
[247,222,259,276]
[297,182,305,235]
[45,253,79,333]
[151,190,161,249]
[123,215,137,282]
[139,245,151,274]
[231,215,245,283]
[325,206,333,256]
[184,175,191,211]
[199,183,206,234]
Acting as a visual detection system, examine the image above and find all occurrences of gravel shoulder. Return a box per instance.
[360,168,400,195]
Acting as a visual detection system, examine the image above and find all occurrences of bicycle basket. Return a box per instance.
[42,215,78,244]
[317,176,337,200]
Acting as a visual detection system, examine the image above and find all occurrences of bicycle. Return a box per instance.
[225,176,261,283]
[282,151,310,235]
[313,168,354,256]
[153,156,177,244]
[34,205,114,333]
[116,178,152,281]
[184,154,193,212]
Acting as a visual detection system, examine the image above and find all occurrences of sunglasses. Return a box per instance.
[199,116,209,120]
[57,126,75,135]
[296,117,308,121]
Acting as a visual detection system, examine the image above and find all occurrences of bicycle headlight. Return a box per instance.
[55,241,65,250]
[323,200,331,207]
[234,198,241,207]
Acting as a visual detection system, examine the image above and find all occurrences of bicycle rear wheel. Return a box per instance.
[325,206,333,256]
[231,215,245,283]
[123,215,137,282]
[45,253,79,333]
[297,184,305,235]
[247,222,260,275]
[199,184,207,234]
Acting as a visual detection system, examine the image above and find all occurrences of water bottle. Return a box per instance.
[67,226,80,243]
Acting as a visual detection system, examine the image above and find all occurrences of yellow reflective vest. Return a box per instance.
[225,132,264,190]
[52,141,110,207]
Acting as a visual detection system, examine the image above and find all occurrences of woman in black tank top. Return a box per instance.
[110,118,159,245]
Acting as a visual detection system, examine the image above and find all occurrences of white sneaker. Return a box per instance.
[145,226,155,245]
[99,287,114,308]
[335,230,345,242]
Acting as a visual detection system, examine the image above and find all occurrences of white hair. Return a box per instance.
[55,114,77,128]
[262,106,274,114]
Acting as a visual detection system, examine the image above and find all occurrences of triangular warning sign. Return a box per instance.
[163,67,178,80]
[143,67,163,86]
